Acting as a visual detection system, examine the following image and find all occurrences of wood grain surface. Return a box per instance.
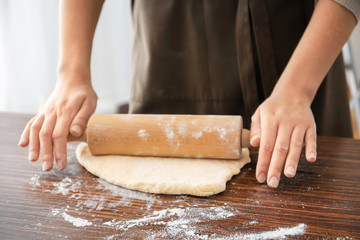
[0,112,359,239]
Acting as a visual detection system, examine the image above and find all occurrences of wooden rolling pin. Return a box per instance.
[68,114,250,159]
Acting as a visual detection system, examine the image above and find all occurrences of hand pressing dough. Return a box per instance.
[76,142,251,197]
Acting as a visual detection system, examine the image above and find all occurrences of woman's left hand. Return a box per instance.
[250,93,317,188]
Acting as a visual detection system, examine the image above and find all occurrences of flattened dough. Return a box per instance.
[76,142,250,196]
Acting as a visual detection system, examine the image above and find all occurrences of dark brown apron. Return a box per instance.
[129,0,353,138]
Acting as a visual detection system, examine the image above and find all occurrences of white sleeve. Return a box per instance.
[332,0,360,22]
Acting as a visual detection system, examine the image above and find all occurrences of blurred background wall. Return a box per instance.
[0,0,133,114]
[344,22,360,138]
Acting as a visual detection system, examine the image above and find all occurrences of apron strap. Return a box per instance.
[236,0,260,124]
[249,0,278,97]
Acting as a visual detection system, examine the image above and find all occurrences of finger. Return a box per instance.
[29,115,45,162]
[256,117,278,184]
[52,123,69,170]
[70,99,96,137]
[19,117,36,147]
[267,125,293,188]
[39,114,57,171]
[52,115,74,170]
[53,97,86,170]
[305,125,317,162]
[250,109,261,147]
[284,127,306,178]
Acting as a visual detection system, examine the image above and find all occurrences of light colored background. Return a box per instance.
[0,0,133,114]
[0,0,360,135]
[344,22,360,137]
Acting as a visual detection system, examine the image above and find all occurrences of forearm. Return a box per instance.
[272,0,356,105]
[57,0,104,80]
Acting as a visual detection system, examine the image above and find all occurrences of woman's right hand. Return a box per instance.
[18,70,97,171]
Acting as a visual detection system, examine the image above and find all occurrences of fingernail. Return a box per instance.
[286,166,296,176]
[42,161,51,171]
[250,135,259,146]
[309,152,316,162]
[57,156,67,170]
[257,173,266,183]
[18,139,23,146]
[268,176,279,188]
[57,161,64,170]
[71,125,82,136]
[28,152,35,161]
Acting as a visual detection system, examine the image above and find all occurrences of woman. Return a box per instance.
[19,0,359,188]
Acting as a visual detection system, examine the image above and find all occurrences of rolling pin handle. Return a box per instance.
[67,128,87,142]
[241,129,251,148]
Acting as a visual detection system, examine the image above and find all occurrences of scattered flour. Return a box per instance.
[214,127,227,139]
[103,235,117,240]
[70,192,84,200]
[76,195,106,211]
[98,178,158,209]
[52,177,81,195]
[29,174,40,189]
[103,205,237,238]
[50,207,92,227]
[249,220,258,225]
[159,119,175,140]
[221,223,307,240]
[29,147,309,240]
[192,131,203,139]
[50,208,60,216]
[177,123,187,136]
[104,206,235,230]
[61,212,92,227]
[140,223,307,240]
[31,172,309,239]
[138,129,149,139]
[202,126,233,140]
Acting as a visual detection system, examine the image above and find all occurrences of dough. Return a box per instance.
[76,142,251,197]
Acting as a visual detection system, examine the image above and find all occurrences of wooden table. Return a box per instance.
[0,112,359,239]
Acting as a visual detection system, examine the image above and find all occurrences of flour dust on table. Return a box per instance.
[26,143,309,239]
[29,172,308,240]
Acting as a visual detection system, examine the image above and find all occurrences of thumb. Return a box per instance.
[250,109,261,147]
[70,99,96,137]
